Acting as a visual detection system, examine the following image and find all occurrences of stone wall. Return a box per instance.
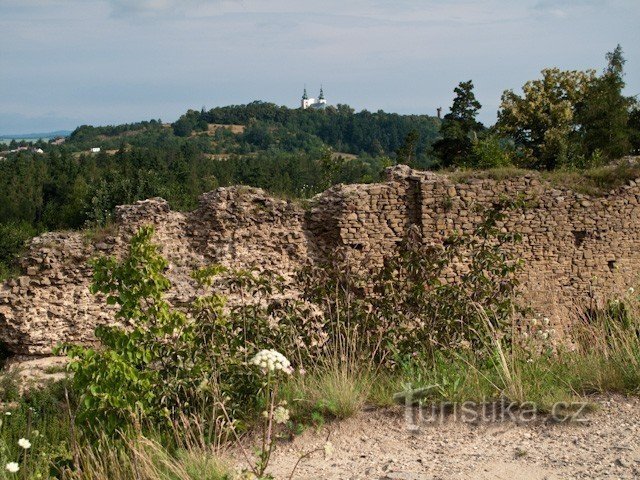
[323,166,640,312]
[2,166,639,355]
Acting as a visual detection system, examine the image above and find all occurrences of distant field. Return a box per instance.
[192,124,245,137]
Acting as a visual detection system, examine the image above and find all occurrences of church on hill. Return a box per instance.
[301,86,328,110]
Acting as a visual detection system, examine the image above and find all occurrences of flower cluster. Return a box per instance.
[250,349,293,375]
[521,315,556,354]
[273,405,290,424]
[17,438,31,450]
[3,437,32,474]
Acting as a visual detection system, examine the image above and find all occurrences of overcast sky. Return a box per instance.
[1,0,639,134]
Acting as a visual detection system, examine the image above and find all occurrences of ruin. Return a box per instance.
[1,165,640,355]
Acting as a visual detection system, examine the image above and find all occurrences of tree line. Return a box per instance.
[434,45,640,170]
[1,45,638,278]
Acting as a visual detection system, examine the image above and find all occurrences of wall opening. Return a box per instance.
[0,341,12,369]
[572,230,587,247]
[608,260,617,272]
[406,178,423,233]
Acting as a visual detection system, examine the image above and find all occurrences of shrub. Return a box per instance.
[470,135,513,169]
[299,199,525,367]
[60,227,220,431]
[0,221,37,280]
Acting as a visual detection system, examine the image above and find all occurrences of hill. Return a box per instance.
[0,103,441,279]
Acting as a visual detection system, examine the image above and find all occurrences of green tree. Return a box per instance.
[629,101,640,155]
[497,68,595,169]
[448,80,483,130]
[396,129,419,165]
[62,227,191,430]
[576,45,631,160]
[470,135,513,169]
[433,80,484,167]
[0,221,37,279]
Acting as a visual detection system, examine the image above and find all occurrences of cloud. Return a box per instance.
[1,0,639,130]
[106,0,215,17]
[532,0,602,18]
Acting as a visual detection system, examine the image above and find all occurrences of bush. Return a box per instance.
[0,221,37,280]
[61,227,211,431]
[299,199,525,367]
[470,135,513,169]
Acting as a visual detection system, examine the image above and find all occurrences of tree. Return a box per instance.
[396,129,419,165]
[629,101,640,155]
[497,68,595,169]
[433,80,484,167]
[448,80,483,130]
[576,45,631,160]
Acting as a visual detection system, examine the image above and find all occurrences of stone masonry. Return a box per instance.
[1,166,639,355]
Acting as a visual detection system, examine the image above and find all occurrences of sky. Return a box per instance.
[1,0,639,134]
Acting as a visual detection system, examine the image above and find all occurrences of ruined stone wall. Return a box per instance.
[0,187,309,355]
[323,166,640,316]
[2,167,639,355]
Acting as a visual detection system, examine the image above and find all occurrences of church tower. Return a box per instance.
[300,85,327,109]
[317,85,326,105]
[301,87,314,109]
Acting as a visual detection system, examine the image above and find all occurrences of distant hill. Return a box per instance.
[0,130,72,140]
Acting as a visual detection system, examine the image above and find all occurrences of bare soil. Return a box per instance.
[251,395,640,479]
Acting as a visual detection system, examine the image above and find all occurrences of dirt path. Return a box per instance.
[251,395,640,479]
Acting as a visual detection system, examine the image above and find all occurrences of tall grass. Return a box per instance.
[61,437,232,480]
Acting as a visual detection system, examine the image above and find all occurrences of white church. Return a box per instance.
[301,86,328,110]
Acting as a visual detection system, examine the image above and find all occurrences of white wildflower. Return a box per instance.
[250,349,292,375]
[273,406,290,424]
[629,287,635,294]
[5,412,11,416]
[18,438,31,450]
[543,317,550,326]
[5,462,19,473]
[530,318,538,327]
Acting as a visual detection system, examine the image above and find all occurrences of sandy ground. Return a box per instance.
[242,395,640,480]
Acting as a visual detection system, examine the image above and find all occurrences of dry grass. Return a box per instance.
[446,161,640,196]
[284,357,374,421]
[60,436,232,480]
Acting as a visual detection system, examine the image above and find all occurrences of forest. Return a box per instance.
[1,45,639,279]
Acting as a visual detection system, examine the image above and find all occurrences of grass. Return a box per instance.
[2,290,640,478]
[282,293,640,423]
[0,381,235,480]
[60,438,233,480]
[82,220,118,246]
[447,161,640,196]
[282,360,373,421]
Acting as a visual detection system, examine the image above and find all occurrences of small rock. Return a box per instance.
[615,458,629,468]
[380,473,428,480]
